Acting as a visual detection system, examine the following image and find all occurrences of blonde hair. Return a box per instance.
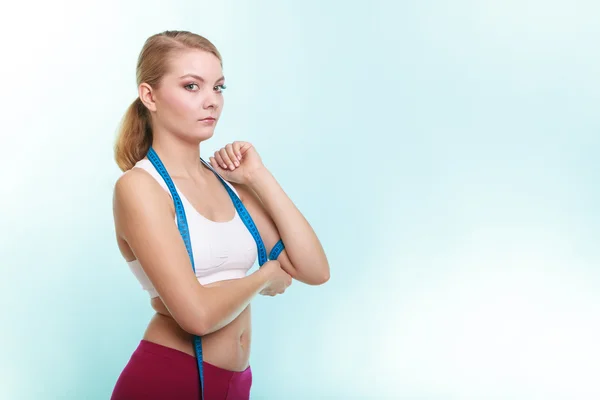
[114,30,222,171]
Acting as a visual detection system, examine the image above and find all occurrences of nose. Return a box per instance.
[203,89,220,110]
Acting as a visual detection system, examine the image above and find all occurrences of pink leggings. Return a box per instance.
[110,340,252,400]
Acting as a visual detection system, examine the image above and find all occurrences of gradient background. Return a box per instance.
[2,0,599,399]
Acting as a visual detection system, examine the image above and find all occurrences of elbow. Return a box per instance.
[181,319,208,337]
[308,264,330,286]
[317,269,330,285]
[181,309,213,337]
[190,321,211,337]
[318,259,331,284]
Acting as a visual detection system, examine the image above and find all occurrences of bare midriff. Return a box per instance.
[142,280,252,372]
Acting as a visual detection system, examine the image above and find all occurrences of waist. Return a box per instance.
[144,304,252,372]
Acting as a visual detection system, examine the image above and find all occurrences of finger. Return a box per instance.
[219,148,235,170]
[209,157,221,171]
[225,144,239,167]
[232,142,242,160]
[214,152,227,170]
[238,141,253,156]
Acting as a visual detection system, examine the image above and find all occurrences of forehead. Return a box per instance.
[165,49,222,79]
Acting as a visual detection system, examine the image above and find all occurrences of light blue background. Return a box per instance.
[1,0,599,399]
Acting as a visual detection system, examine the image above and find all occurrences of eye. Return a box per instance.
[214,84,227,93]
[184,83,199,91]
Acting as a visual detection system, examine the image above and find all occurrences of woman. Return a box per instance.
[110,30,330,400]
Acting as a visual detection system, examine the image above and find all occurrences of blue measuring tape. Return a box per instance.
[146,147,284,398]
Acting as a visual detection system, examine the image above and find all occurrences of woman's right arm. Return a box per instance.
[113,169,289,336]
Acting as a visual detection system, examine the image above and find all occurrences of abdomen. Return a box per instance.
[143,288,252,372]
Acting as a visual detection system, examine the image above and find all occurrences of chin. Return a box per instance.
[195,128,216,142]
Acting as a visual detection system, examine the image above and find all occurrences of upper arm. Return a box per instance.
[232,183,300,280]
[113,169,206,334]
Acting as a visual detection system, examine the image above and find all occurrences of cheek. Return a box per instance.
[161,90,197,120]
[215,96,224,115]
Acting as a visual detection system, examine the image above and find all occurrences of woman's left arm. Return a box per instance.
[233,168,330,285]
[211,141,330,286]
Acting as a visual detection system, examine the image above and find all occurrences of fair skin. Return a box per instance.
[113,48,329,371]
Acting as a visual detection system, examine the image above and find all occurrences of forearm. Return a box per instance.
[247,167,329,283]
[197,268,268,335]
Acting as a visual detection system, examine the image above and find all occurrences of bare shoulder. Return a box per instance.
[114,167,161,203]
[113,168,173,239]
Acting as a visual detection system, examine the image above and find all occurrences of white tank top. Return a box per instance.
[126,158,258,298]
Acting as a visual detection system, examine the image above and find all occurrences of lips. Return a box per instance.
[200,117,215,121]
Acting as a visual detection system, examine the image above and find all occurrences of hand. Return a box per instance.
[259,260,292,296]
[209,141,265,185]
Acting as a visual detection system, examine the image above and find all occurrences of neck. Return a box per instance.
[150,132,207,181]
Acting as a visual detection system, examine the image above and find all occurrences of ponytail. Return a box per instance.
[114,97,152,171]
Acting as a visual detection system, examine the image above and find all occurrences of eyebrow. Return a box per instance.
[179,73,225,83]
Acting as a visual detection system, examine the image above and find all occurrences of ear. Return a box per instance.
[139,83,157,112]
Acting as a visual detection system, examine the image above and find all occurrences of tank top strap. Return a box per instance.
[200,157,241,197]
